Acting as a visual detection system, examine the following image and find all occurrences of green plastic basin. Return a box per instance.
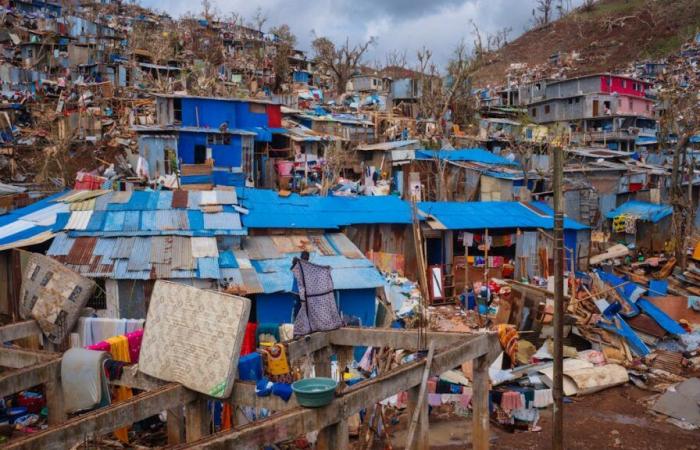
[291,377,338,408]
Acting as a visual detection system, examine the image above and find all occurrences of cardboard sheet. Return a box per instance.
[138,281,250,398]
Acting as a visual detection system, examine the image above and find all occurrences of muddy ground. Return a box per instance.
[381,385,698,449]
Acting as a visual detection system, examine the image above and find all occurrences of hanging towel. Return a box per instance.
[533,389,553,408]
[125,330,143,363]
[279,324,294,342]
[291,259,342,337]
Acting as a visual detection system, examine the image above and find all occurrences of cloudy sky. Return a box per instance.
[140,0,582,68]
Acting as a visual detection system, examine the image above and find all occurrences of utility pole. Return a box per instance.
[552,144,564,450]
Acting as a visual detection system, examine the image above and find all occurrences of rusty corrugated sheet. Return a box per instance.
[66,236,97,265]
[171,236,195,270]
[113,237,135,259]
[172,190,188,208]
[240,268,264,294]
[150,236,173,264]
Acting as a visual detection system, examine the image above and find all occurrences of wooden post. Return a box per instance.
[407,385,429,450]
[314,346,333,378]
[317,421,349,450]
[405,342,435,450]
[185,397,209,442]
[472,353,490,450]
[483,228,489,284]
[45,368,66,425]
[167,406,185,445]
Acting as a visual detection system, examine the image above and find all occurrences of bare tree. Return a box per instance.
[533,0,554,26]
[311,35,377,95]
[660,88,700,269]
[270,24,297,92]
[251,7,268,32]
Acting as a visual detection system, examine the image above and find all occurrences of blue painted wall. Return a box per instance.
[181,98,236,128]
[179,98,269,130]
[255,288,377,327]
[338,289,377,327]
[177,131,242,168]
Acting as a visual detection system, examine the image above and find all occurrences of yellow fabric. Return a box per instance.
[265,344,290,376]
[693,242,700,261]
[106,335,132,442]
[106,335,131,363]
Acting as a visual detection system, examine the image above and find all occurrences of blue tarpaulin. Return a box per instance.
[605,201,672,223]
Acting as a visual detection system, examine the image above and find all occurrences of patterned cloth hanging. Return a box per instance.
[291,259,342,337]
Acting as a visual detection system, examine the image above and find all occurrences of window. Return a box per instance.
[575,97,580,103]
[544,104,551,114]
[207,133,230,145]
[568,98,573,104]
[628,99,633,109]
[173,98,182,122]
[164,148,176,175]
[249,102,266,114]
[531,107,537,117]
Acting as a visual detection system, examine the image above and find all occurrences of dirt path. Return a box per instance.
[383,385,698,449]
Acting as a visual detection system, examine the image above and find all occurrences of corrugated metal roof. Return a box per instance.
[121,211,140,232]
[238,188,412,229]
[605,200,672,223]
[93,238,116,259]
[326,233,363,258]
[218,250,238,268]
[150,236,172,263]
[104,211,126,231]
[415,148,519,166]
[127,237,151,271]
[171,236,195,270]
[417,201,589,231]
[113,237,135,258]
[203,212,241,230]
[110,191,131,204]
[70,198,96,211]
[66,237,97,265]
[54,190,109,203]
[197,256,221,279]
[157,191,174,209]
[172,190,188,208]
[216,189,237,205]
[199,191,217,205]
[191,237,218,257]
[47,232,75,256]
[187,191,202,209]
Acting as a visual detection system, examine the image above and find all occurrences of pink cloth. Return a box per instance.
[87,341,110,352]
[126,330,144,363]
[428,393,442,407]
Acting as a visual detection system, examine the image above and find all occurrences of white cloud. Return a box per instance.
[138,0,584,68]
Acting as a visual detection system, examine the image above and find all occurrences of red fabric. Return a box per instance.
[629,183,643,192]
[241,323,257,356]
[267,105,282,128]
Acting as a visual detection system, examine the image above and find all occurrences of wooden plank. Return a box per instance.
[113,368,300,411]
[0,347,59,369]
[286,331,331,361]
[0,359,60,398]
[472,353,491,450]
[329,327,481,351]
[167,407,186,445]
[405,343,434,450]
[185,397,210,442]
[318,420,349,450]
[0,321,42,342]
[6,384,197,450]
[45,368,66,425]
[175,333,498,449]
